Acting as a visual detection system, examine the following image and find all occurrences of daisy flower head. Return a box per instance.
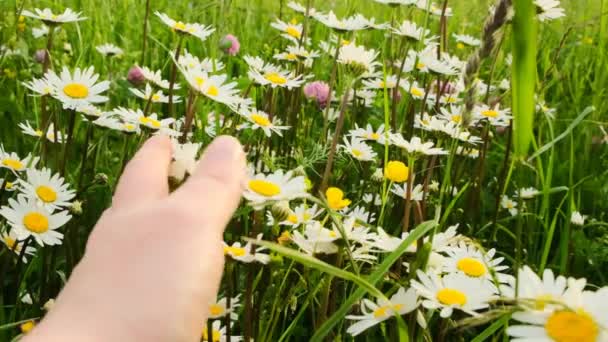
[32,25,51,39]
[18,121,63,143]
[314,11,369,32]
[18,168,75,211]
[21,8,86,25]
[0,148,39,173]
[516,187,540,199]
[169,140,201,182]
[201,320,242,342]
[337,42,380,77]
[412,270,497,318]
[453,33,481,50]
[208,295,241,320]
[244,170,308,208]
[400,80,426,99]
[391,182,424,200]
[325,186,351,211]
[274,45,320,66]
[340,137,377,162]
[391,20,431,41]
[139,66,176,89]
[443,242,512,283]
[535,0,566,22]
[154,12,215,41]
[75,104,108,118]
[346,287,418,336]
[44,66,110,110]
[182,70,250,109]
[96,43,123,57]
[248,66,306,89]
[507,288,608,342]
[571,211,586,226]
[291,221,340,255]
[499,266,575,308]
[350,124,390,144]
[416,0,453,16]
[287,1,317,16]
[501,195,518,216]
[1,229,36,263]
[472,103,512,127]
[0,196,71,246]
[178,50,225,73]
[223,234,270,264]
[23,77,53,96]
[374,0,417,6]
[239,108,290,137]
[270,19,303,43]
[390,134,448,156]
[129,83,179,104]
[114,107,174,131]
[280,203,323,227]
[438,105,465,125]
[362,75,399,90]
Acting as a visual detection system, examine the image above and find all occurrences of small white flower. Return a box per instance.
[535,0,566,22]
[238,109,290,137]
[169,140,201,182]
[243,170,308,208]
[155,12,215,41]
[96,43,123,57]
[44,66,110,110]
[340,137,376,161]
[453,33,481,47]
[314,11,369,32]
[22,8,86,24]
[18,168,75,211]
[500,195,518,216]
[223,234,270,264]
[571,211,586,226]
[390,134,448,156]
[291,221,340,255]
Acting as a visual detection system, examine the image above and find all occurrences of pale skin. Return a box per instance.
[24,135,246,342]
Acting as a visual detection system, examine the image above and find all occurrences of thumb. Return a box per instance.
[171,136,246,237]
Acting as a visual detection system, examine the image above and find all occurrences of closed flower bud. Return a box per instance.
[371,168,384,182]
[271,201,291,222]
[127,66,145,86]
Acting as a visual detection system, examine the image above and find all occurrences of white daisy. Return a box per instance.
[95,43,123,57]
[243,170,308,208]
[337,42,380,77]
[443,242,513,283]
[362,75,399,90]
[517,187,540,199]
[571,211,586,226]
[1,229,36,263]
[44,66,110,110]
[201,320,243,342]
[75,104,108,118]
[129,84,180,103]
[472,104,512,127]
[0,148,39,173]
[400,80,427,99]
[279,203,323,227]
[453,33,481,47]
[18,168,75,211]
[21,8,86,24]
[313,11,369,31]
[182,70,250,109]
[178,50,224,73]
[114,107,174,131]
[270,19,303,43]
[287,1,317,16]
[349,124,390,144]
[346,287,418,336]
[223,234,270,264]
[18,121,63,143]
[391,183,424,201]
[501,195,518,216]
[412,271,497,318]
[390,134,448,156]
[438,105,465,125]
[340,137,377,161]
[208,295,241,320]
[139,66,177,90]
[32,25,50,38]
[535,0,566,21]
[23,77,53,96]
[238,109,290,137]
[248,66,306,89]
[0,196,71,246]
[391,20,430,41]
[291,221,340,255]
[154,12,215,41]
[169,140,201,182]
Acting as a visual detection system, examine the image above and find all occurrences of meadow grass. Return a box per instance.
[1,0,608,341]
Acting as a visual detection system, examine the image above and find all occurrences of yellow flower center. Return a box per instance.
[4,237,16,249]
[456,42,465,49]
[36,185,58,203]
[20,321,36,334]
[151,93,161,101]
[410,87,424,97]
[249,179,281,197]
[326,187,351,210]
[341,39,350,46]
[201,328,222,342]
[456,257,486,277]
[368,132,380,140]
[286,53,298,60]
[384,161,409,183]
[2,158,24,170]
[63,83,89,99]
[206,85,219,97]
[351,149,363,158]
[286,26,301,39]
[223,246,247,257]
[534,294,555,311]
[251,114,271,127]
[451,115,462,123]
[23,212,49,234]
[173,21,187,31]
[195,76,206,87]
[264,72,287,85]
[278,230,291,244]
[373,305,389,318]
[482,109,498,118]
[329,231,337,238]
[416,62,426,70]
[5,182,13,190]
[436,288,467,306]
[139,117,162,128]
[34,129,43,136]
[446,96,458,103]
[209,304,225,316]
[287,214,298,223]
[545,310,598,342]
[124,123,136,131]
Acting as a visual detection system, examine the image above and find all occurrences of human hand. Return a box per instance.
[24,135,246,342]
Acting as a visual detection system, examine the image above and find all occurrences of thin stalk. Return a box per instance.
[77,124,94,190]
[168,35,185,119]
[403,157,415,232]
[321,32,343,143]
[141,0,151,65]
[60,110,77,176]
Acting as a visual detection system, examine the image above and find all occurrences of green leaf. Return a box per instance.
[470,313,511,342]
[511,0,538,158]
[311,220,438,341]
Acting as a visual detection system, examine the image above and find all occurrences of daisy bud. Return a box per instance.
[220,34,240,56]
[34,49,48,64]
[303,81,330,108]
[95,173,109,184]
[43,298,55,311]
[70,200,83,215]
[127,66,145,86]
[371,168,384,182]
[271,201,292,222]
[384,161,409,183]
[291,166,307,178]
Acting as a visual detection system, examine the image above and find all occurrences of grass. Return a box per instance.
[1,0,608,341]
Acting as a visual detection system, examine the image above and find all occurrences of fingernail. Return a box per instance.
[198,136,245,179]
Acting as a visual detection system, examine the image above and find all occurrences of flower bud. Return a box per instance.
[127,66,145,86]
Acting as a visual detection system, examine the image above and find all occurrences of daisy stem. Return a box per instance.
[298,0,313,48]
[140,0,151,65]
[180,90,198,143]
[77,124,95,191]
[319,79,352,192]
[40,27,56,163]
[378,181,393,227]
[206,320,213,342]
[403,157,415,233]
[119,134,132,175]
[60,109,77,177]
[225,260,233,342]
[321,32,343,144]
[168,35,185,119]
[392,37,408,131]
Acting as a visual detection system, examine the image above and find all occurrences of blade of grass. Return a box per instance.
[470,313,512,342]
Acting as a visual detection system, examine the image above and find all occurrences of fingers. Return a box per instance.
[171,135,245,237]
[112,135,173,209]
